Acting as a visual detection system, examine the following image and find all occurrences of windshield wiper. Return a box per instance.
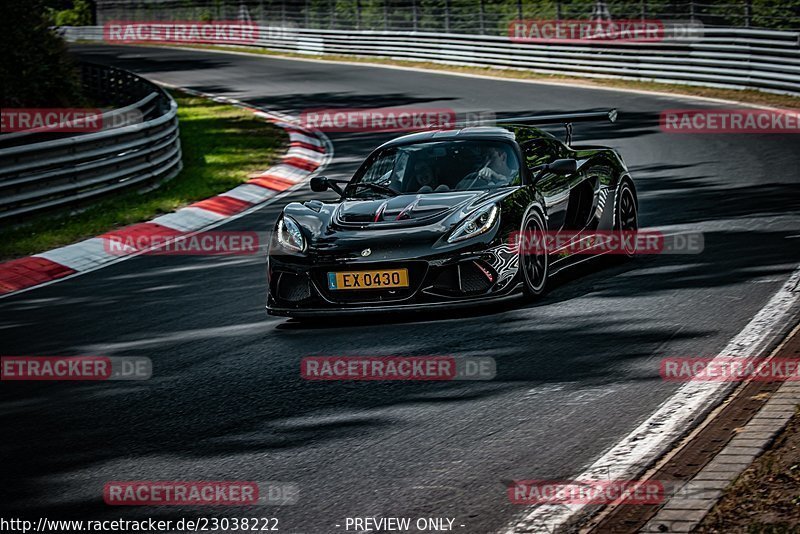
[354,183,399,197]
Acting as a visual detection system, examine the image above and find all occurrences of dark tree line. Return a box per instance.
[92,1,800,31]
[0,1,84,108]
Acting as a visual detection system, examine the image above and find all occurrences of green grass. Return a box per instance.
[0,90,286,260]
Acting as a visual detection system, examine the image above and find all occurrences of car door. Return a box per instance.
[564,151,616,232]
[521,137,572,231]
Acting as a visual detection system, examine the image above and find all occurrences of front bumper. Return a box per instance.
[266,243,520,317]
[267,285,524,317]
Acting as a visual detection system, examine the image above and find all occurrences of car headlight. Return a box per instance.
[276,215,306,252]
[447,204,499,243]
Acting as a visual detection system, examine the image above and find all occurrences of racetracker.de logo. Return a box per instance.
[1,356,151,381]
[103,21,261,44]
[1,108,143,133]
[660,109,800,134]
[103,481,299,506]
[510,230,704,255]
[3,108,94,133]
[301,356,496,381]
[510,19,680,42]
[508,480,665,504]
[104,231,259,256]
[104,482,258,505]
[300,108,457,132]
[661,357,800,382]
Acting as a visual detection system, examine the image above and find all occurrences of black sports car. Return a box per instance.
[266,110,637,317]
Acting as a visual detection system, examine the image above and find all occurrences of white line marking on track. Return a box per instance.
[502,264,800,534]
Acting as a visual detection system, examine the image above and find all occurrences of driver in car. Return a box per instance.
[384,151,409,191]
[457,145,518,190]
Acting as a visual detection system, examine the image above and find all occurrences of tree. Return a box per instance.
[54,0,95,26]
[0,0,85,107]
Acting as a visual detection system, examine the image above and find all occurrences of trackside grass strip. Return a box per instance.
[0,90,285,260]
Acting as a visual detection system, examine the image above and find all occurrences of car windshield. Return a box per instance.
[346,140,521,198]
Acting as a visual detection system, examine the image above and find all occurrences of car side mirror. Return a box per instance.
[548,159,578,175]
[310,175,346,196]
[310,176,329,192]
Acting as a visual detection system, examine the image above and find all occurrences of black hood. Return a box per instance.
[333,190,489,228]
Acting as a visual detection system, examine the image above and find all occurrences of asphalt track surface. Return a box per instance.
[1,45,799,533]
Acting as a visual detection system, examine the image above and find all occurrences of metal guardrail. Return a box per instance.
[0,63,182,221]
[62,25,800,95]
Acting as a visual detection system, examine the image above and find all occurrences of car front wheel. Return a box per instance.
[520,207,549,298]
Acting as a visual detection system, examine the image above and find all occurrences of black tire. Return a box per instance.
[520,207,549,298]
[615,180,638,258]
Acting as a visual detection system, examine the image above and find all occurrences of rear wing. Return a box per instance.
[414,108,618,145]
[494,109,617,126]
[495,109,618,146]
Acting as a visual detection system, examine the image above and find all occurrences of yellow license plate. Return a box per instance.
[328,268,409,290]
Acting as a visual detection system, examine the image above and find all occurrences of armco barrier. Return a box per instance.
[0,63,181,221]
[61,25,800,95]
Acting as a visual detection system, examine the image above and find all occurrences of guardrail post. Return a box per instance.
[479,0,485,34]
[556,1,562,21]
[444,0,450,33]
[356,0,361,31]
[412,0,418,31]
[745,0,752,28]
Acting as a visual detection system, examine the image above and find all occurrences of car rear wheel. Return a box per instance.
[615,181,638,258]
[520,208,549,298]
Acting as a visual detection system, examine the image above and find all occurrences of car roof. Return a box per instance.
[376,125,559,150]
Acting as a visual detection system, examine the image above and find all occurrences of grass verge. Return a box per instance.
[144,43,800,110]
[0,90,285,260]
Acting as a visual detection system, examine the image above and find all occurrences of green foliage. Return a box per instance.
[94,1,800,31]
[54,0,94,26]
[0,0,85,107]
